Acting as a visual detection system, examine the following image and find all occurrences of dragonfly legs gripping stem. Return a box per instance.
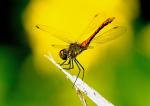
[59,60,67,66]
[59,58,84,88]
[74,58,84,80]
[72,58,85,87]
[60,58,74,70]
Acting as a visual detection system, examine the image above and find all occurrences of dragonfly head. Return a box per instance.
[59,49,68,60]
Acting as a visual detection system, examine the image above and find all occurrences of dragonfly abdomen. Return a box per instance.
[81,17,115,47]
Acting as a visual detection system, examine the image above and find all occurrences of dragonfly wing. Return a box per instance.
[51,44,68,49]
[87,45,94,49]
[91,26,126,44]
[36,24,74,44]
[51,44,93,50]
[77,13,106,42]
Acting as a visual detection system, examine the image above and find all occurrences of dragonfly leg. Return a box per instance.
[75,58,85,81]
[61,57,72,66]
[68,58,74,69]
[68,58,73,69]
[63,58,74,70]
[72,58,81,87]
[60,60,67,66]
[63,59,71,65]
[68,58,72,69]
[70,59,74,69]
[71,59,74,69]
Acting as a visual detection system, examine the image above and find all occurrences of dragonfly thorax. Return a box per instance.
[59,42,86,60]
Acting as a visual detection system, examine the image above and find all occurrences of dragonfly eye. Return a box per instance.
[59,49,68,60]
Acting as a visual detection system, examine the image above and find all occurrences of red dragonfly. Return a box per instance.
[36,14,126,85]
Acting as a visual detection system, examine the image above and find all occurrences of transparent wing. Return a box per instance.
[87,46,94,49]
[91,26,126,44]
[51,44,68,49]
[51,44,94,51]
[36,24,74,44]
[51,44,93,49]
[77,13,106,43]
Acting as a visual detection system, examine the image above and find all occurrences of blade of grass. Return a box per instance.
[44,53,114,106]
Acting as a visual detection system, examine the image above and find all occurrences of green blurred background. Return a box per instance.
[0,0,150,106]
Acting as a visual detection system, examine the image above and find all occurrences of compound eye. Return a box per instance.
[59,49,68,60]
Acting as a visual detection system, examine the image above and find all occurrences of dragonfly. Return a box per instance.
[36,14,126,86]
